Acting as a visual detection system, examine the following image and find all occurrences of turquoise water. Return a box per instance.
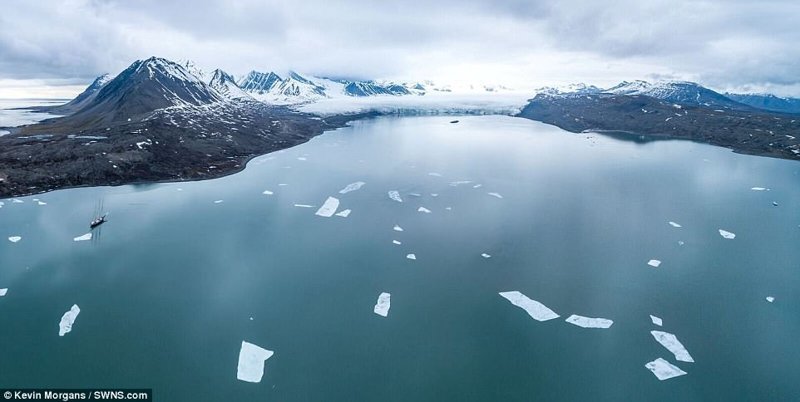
[0,115,798,401]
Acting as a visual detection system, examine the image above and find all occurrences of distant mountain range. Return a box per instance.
[520,80,800,161]
[2,55,798,197]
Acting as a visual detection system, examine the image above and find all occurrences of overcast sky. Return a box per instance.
[1,0,798,98]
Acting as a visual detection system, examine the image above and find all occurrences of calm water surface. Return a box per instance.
[0,115,798,401]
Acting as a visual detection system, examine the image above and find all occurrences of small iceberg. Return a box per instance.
[37,201,47,205]
[417,207,431,213]
[645,358,687,381]
[487,192,503,199]
[262,190,274,195]
[651,330,694,363]
[766,296,775,303]
[393,225,404,232]
[565,314,613,329]
[73,233,92,242]
[718,229,736,239]
[294,204,314,208]
[750,187,768,191]
[481,253,491,258]
[335,209,351,218]
[668,221,682,228]
[498,291,559,322]
[236,341,274,383]
[339,181,365,194]
[392,240,402,245]
[315,196,340,217]
[8,236,21,243]
[374,292,391,317]
[213,200,224,204]
[650,315,663,326]
[58,304,81,336]
[388,191,403,203]
[406,254,416,260]
[0,288,7,297]
[647,259,661,268]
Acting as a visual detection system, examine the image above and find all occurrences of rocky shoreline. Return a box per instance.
[516,93,800,161]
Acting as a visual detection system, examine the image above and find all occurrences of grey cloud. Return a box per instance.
[0,0,798,94]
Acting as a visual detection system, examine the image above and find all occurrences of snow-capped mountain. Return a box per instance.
[63,56,224,125]
[181,59,208,82]
[724,93,800,114]
[208,69,251,99]
[534,83,603,97]
[343,81,411,96]
[604,80,749,110]
[237,71,283,94]
[49,73,113,115]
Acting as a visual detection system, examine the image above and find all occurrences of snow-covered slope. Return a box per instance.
[724,93,800,114]
[604,80,749,109]
[238,71,282,94]
[208,69,251,99]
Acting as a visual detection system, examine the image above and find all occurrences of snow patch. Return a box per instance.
[498,291,559,321]
[651,330,694,363]
[565,314,613,329]
[58,304,81,336]
[339,181,365,194]
[236,341,274,383]
[315,196,340,217]
[645,358,687,381]
[374,292,391,317]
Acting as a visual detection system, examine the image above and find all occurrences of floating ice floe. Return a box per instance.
[406,254,416,260]
[651,331,694,363]
[445,207,452,211]
[374,292,391,317]
[236,341,274,383]
[408,193,421,197]
[565,314,614,329]
[449,180,472,186]
[750,187,768,191]
[668,221,682,228]
[430,193,438,197]
[647,259,661,268]
[37,201,47,205]
[650,315,663,326]
[315,197,340,217]
[392,240,402,245]
[428,172,443,177]
[8,236,21,243]
[393,225,404,232]
[388,191,403,203]
[213,200,224,204]
[278,183,288,186]
[294,204,314,208]
[0,288,7,297]
[297,157,307,161]
[12,199,23,203]
[645,358,687,381]
[73,233,92,242]
[481,253,491,258]
[772,201,778,206]
[339,181,365,194]
[262,190,274,195]
[487,192,503,199]
[678,241,685,246]
[718,229,736,239]
[473,184,483,189]
[498,291,560,321]
[335,209,351,218]
[418,207,431,213]
[766,296,775,303]
[58,304,81,336]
